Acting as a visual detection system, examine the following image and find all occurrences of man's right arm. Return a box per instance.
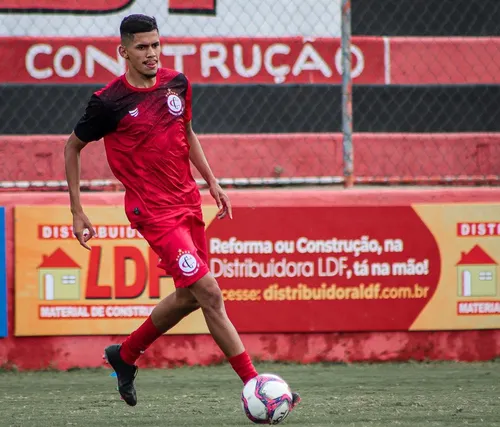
[66,93,109,249]
[64,132,96,250]
[64,132,87,215]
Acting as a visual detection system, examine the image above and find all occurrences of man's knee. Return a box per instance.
[176,288,201,312]
[189,275,224,313]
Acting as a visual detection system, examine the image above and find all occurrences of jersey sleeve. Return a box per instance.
[184,77,192,123]
[74,94,113,143]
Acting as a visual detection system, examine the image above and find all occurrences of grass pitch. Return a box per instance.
[1,361,499,426]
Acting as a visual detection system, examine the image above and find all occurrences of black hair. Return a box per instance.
[120,14,159,44]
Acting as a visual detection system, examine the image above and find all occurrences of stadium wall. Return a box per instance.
[1,133,500,184]
[2,85,499,135]
[1,0,499,370]
[1,188,500,370]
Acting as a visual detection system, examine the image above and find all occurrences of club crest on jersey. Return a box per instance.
[166,92,184,116]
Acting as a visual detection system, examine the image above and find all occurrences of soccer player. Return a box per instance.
[64,14,301,409]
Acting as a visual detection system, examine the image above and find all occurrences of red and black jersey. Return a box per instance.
[74,68,201,226]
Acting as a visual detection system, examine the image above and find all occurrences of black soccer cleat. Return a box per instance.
[104,344,138,406]
[291,392,301,410]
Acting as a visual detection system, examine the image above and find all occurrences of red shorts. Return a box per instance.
[136,207,210,288]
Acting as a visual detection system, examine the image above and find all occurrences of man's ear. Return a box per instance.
[118,45,129,59]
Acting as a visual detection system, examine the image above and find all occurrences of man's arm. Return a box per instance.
[64,132,86,214]
[186,121,232,219]
[186,121,217,186]
[64,132,96,249]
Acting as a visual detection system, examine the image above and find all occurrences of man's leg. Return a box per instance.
[188,273,301,409]
[188,274,257,383]
[120,289,200,364]
[104,288,199,406]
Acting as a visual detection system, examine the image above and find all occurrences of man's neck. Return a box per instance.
[125,70,156,89]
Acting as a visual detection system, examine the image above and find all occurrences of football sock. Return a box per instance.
[229,351,259,384]
[119,316,163,365]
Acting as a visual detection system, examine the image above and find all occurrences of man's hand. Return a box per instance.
[72,211,96,250]
[209,183,233,220]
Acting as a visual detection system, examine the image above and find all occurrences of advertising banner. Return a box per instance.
[1,0,499,86]
[0,207,6,337]
[14,204,500,336]
[1,36,498,85]
[0,36,385,85]
[14,205,217,336]
[0,0,133,12]
[209,204,500,332]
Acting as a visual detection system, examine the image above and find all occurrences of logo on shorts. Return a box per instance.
[176,250,199,276]
[166,92,184,116]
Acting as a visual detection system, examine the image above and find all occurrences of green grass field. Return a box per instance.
[1,361,499,427]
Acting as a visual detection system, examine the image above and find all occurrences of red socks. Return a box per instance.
[229,351,259,384]
[119,317,258,384]
[119,316,163,365]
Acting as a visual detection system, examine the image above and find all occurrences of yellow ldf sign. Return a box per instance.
[14,205,212,336]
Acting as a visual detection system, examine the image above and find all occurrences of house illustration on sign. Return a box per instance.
[456,245,497,297]
[38,248,81,300]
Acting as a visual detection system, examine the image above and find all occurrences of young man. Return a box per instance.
[65,14,300,409]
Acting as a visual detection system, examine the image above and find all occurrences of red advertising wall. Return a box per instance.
[1,36,499,84]
[0,0,213,13]
[1,133,499,184]
[0,0,133,11]
[1,188,500,370]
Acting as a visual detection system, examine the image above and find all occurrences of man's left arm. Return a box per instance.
[187,121,232,219]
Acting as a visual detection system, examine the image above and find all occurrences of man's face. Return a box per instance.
[121,30,161,78]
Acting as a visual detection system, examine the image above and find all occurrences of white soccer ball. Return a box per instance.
[241,373,293,425]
